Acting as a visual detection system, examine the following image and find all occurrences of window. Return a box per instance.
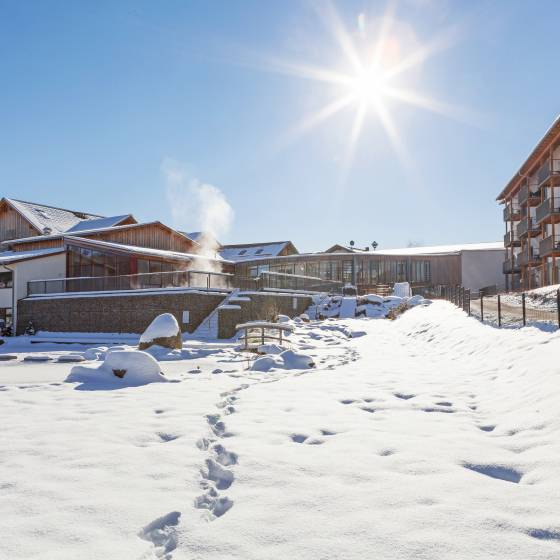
[255,248,263,255]
[342,260,353,283]
[369,260,378,283]
[0,271,12,289]
[305,262,319,278]
[238,249,247,256]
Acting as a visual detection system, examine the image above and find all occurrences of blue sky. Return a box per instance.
[1,0,558,252]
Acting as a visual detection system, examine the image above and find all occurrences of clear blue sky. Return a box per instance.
[0,0,558,252]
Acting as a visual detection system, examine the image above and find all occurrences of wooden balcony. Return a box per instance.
[503,204,521,222]
[503,231,521,247]
[518,184,541,207]
[517,251,541,267]
[516,216,541,238]
[539,235,560,258]
[537,159,560,187]
[535,197,560,225]
[503,259,520,274]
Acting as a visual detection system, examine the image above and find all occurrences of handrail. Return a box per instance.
[27,269,233,296]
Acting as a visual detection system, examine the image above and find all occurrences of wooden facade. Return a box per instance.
[497,116,560,290]
[0,200,39,242]
[7,222,197,254]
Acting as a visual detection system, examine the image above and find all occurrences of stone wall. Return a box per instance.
[17,291,226,335]
[218,292,312,339]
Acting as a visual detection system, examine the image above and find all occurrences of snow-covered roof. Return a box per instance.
[231,241,504,263]
[370,241,505,256]
[6,198,104,234]
[219,241,294,262]
[63,236,229,264]
[0,247,65,265]
[66,215,133,233]
[3,221,198,247]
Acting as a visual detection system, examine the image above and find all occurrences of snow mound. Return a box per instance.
[280,350,315,369]
[257,344,285,355]
[66,350,167,388]
[250,355,281,372]
[250,350,315,372]
[82,347,108,361]
[139,313,181,351]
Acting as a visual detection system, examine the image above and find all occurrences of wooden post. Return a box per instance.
[557,289,560,329]
[480,295,484,322]
[261,327,265,346]
[522,292,526,326]
[497,295,501,327]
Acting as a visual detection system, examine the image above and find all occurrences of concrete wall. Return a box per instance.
[17,290,226,335]
[218,292,312,339]
[10,253,66,331]
[461,250,505,291]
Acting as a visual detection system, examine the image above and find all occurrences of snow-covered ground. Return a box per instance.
[1,302,560,559]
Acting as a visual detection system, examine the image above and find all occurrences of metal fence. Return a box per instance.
[442,284,560,330]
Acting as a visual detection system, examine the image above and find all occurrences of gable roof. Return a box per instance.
[497,114,560,201]
[2,220,200,248]
[62,236,228,264]
[5,198,104,234]
[219,241,297,262]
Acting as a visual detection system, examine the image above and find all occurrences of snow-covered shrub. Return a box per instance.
[250,355,281,372]
[66,350,167,388]
[280,350,315,369]
[139,313,181,351]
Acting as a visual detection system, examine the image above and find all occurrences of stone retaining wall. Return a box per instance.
[17,291,226,335]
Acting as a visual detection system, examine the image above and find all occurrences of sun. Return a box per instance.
[348,63,388,107]
[261,1,467,171]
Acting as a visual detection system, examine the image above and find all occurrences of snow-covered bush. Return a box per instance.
[250,350,315,372]
[139,313,181,351]
[66,350,167,388]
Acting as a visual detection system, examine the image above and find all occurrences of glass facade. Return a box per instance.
[237,256,433,286]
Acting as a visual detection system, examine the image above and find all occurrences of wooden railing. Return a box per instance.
[535,197,560,224]
[539,235,560,257]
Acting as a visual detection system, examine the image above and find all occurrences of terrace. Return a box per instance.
[27,270,344,297]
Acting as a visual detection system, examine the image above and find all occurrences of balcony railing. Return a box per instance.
[503,204,521,222]
[537,158,560,186]
[516,216,540,238]
[518,184,541,206]
[28,270,345,297]
[28,270,234,296]
[503,231,520,247]
[539,235,560,257]
[535,197,560,224]
[517,251,541,267]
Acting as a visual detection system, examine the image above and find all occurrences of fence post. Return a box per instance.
[522,292,526,326]
[467,289,471,316]
[480,295,484,322]
[497,294,501,327]
[557,289,560,329]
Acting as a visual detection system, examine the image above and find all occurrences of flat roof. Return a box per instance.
[0,247,65,265]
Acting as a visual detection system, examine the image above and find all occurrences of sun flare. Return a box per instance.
[263,1,468,172]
